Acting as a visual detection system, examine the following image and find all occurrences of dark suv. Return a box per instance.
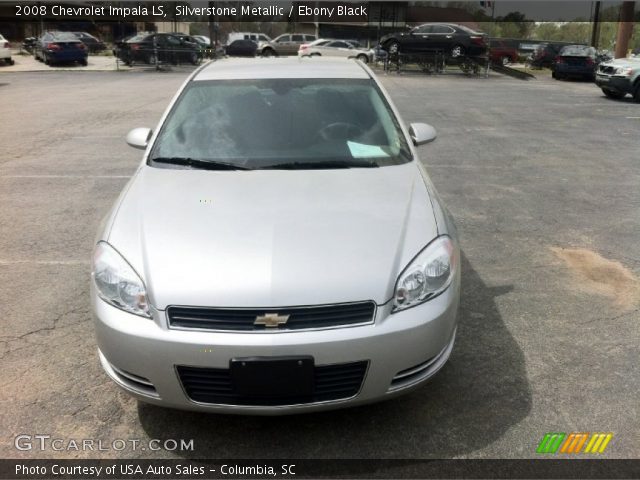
[380,23,487,58]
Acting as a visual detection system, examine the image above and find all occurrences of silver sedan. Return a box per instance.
[92,58,460,414]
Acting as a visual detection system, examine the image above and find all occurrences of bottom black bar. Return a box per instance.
[1,459,639,479]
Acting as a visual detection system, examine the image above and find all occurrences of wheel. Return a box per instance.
[189,51,201,65]
[8,58,14,65]
[44,55,50,65]
[309,52,321,57]
[501,56,510,66]
[602,89,625,99]
[80,59,88,66]
[386,40,400,56]
[451,45,465,58]
[146,53,157,65]
[356,54,369,64]
[633,83,640,103]
[262,48,275,57]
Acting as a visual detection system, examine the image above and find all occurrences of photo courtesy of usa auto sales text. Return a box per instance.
[15,463,295,476]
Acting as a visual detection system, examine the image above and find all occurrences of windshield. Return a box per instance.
[53,32,80,42]
[560,45,594,56]
[150,78,412,169]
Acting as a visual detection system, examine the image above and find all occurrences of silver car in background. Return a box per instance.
[92,58,460,414]
[298,38,374,63]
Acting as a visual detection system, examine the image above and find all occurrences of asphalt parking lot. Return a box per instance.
[0,65,638,459]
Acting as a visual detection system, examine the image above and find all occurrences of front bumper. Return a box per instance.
[93,285,459,414]
[595,73,633,93]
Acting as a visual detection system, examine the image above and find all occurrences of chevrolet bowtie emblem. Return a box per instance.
[254,313,290,328]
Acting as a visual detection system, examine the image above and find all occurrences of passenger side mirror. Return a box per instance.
[126,127,152,150]
[409,123,437,146]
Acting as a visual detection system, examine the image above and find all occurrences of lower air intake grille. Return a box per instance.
[176,361,368,406]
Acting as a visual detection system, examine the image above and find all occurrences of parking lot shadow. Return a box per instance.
[138,254,531,458]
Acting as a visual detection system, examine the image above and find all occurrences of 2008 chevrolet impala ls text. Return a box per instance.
[91,58,460,414]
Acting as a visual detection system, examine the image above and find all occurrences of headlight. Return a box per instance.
[393,236,457,312]
[615,67,633,76]
[92,242,151,318]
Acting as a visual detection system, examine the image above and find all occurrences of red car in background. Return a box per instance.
[490,39,518,65]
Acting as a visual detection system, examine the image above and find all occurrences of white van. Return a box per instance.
[226,32,271,45]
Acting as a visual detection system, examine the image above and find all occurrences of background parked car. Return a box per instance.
[552,45,598,81]
[0,33,13,65]
[224,39,257,57]
[72,32,106,53]
[258,33,317,56]
[21,36,37,54]
[490,39,518,65]
[227,32,271,45]
[528,43,563,68]
[380,23,487,58]
[298,39,372,63]
[34,31,87,66]
[116,32,202,66]
[192,35,211,48]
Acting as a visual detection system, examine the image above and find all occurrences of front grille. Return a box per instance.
[167,301,376,331]
[176,361,368,406]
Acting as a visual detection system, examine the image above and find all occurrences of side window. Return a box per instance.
[259,35,269,42]
[276,35,290,43]
[330,41,350,48]
[165,35,180,46]
[414,25,432,34]
[305,35,317,41]
[432,25,455,34]
[243,35,249,40]
[291,34,304,42]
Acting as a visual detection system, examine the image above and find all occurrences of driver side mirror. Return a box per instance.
[126,127,152,150]
[409,123,437,146]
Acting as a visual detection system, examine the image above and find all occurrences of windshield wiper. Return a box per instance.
[258,160,380,170]
[150,157,251,171]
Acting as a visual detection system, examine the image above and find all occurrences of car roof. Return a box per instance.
[194,58,371,81]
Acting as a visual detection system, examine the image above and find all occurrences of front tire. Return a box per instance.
[451,44,465,58]
[501,56,510,66]
[602,88,625,99]
[633,83,640,103]
[80,58,88,66]
[262,48,275,57]
[386,40,400,56]
[356,54,369,64]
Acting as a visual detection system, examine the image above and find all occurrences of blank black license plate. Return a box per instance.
[230,356,314,397]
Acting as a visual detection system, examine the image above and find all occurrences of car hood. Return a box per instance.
[107,163,439,309]
[600,56,640,68]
